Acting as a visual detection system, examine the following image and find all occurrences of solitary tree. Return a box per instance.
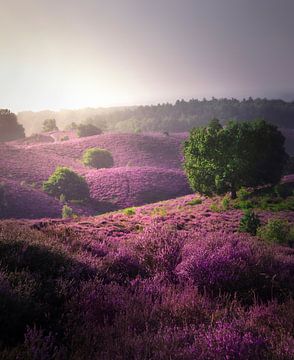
[82,148,114,169]
[184,119,288,198]
[76,124,102,137]
[43,167,89,201]
[42,119,58,132]
[0,109,25,142]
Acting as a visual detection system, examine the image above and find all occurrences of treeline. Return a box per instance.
[88,98,294,133]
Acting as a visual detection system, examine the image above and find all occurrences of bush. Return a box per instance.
[42,119,58,132]
[221,195,230,210]
[0,109,25,142]
[43,167,89,201]
[82,148,114,169]
[123,207,136,216]
[61,136,69,141]
[257,219,292,245]
[274,183,293,199]
[77,124,102,138]
[237,187,251,200]
[187,198,202,206]
[239,210,261,235]
[62,205,76,219]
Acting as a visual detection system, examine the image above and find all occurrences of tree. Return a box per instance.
[82,148,114,169]
[76,124,102,137]
[42,119,58,132]
[43,167,89,201]
[0,109,25,142]
[184,119,288,198]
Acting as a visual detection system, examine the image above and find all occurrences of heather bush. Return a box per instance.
[43,167,89,201]
[82,147,114,169]
[239,210,261,235]
[133,224,185,275]
[257,219,293,245]
[76,123,102,137]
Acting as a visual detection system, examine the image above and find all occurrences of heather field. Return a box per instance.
[0,132,190,218]
[0,194,293,359]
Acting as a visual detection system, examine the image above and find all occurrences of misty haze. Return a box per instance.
[0,1,294,359]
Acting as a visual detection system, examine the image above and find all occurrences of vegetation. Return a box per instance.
[76,123,102,137]
[187,198,202,205]
[42,118,58,132]
[123,207,136,216]
[43,167,89,201]
[62,204,76,218]
[184,119,288,198]
[239,210,261,235]
[257,219,293,245]
[82,148,114,169]
[0,109,25,142]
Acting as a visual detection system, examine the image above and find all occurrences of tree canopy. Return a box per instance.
[183,119,288,198]
[0,109,25,142]
[42,119,58,132]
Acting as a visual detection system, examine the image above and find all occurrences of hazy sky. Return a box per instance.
[1,0,294,111]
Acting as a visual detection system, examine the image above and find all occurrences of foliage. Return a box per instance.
[43,167,89,201]
[82,148,114,169]
[76,123,102,137]
[62,204,76,219]
[61,136,69,141]
[239,210,261,235]
[257,219,293,245]
[123,207,136,216]
[0,195,294,358]
[237,187,251,200]
[283,156,294,175]
[187,198,202,205]
[274,183,293,198]
[184,119,288,198]
[42,119,58,132]
[0,109,25,142]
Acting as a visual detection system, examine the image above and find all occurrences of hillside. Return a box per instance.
[0,194,293,359]
[0,132,191,219]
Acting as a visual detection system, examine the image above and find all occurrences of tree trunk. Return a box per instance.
[231,188,237,199]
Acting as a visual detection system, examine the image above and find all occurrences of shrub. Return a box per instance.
[77,124,102,138]
[221,195,230,210]
[239,210,261,235]
[123,207,136,216]
[43,167,89,201]
[61,136,69,141]
[42,119,58,132]
[237,187,251,200]
[0,109,25,142]
[257,219,292,245]
[82,148,114,169]
[274,183,293,199]
[62,205,76,219]
[0,182,7,215]
[187,198,202,206]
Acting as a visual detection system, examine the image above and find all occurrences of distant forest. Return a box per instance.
[89,98,294,133]
[19,98,294,137]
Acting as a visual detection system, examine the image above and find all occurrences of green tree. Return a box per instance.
[43,167,89,201]
[184,119,288,198]
[76,124,102,137]
[82,148,114,169]
[0,109,25,142]
[42,119,58,132]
